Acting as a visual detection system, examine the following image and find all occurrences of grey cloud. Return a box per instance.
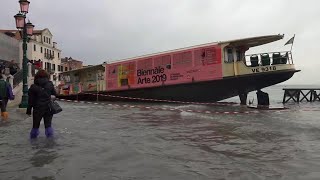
[1,0,320,84]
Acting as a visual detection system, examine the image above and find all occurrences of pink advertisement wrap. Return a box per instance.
[106,45,222,91]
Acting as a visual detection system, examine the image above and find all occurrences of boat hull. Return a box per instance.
[57,69,299,103]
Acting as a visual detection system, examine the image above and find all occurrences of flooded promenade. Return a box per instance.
[1,97,320,180]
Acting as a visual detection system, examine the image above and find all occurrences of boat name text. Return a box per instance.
[251,66,276,73]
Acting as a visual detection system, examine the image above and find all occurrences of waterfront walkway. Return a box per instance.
[1,101,320,179]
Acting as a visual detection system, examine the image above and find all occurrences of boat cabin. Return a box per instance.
[57,34,298,103]
[58,64,105,95]
[220,34,294,77]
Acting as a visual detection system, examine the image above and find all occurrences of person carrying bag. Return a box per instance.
[27,70,62,139]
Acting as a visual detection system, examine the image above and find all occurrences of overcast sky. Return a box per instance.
[1,0,319,84]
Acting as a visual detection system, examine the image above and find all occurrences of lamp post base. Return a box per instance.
[19,95,28,108]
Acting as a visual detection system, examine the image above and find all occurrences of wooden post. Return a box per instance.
[299,90,313,102]
[283,88,320,103]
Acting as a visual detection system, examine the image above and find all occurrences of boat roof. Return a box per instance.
[60,64,105,75]
[107,34,284,64]
[220,34,284,47]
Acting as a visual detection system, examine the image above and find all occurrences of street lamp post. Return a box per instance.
[14,0,34,108]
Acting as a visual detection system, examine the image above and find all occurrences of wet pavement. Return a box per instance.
[1,99,320,180]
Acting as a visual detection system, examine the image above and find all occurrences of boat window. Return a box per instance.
[87,72,95,81]
[154,55,171,69]
[173,51,192,69]
[236,50,243,61]
[225,48,234,63]
[120,79,128,86]
[137,58,152,70]
[74,74,80,82]
[64,75,70,83]
[108,65,117,78]
[194,48,217,66]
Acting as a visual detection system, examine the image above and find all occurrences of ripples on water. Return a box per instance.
[1,87,320,179]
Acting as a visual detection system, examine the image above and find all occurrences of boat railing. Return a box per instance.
[244,51,293,67]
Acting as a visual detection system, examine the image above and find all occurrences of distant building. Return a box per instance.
[0,28,62,86]
[61,57,83,71]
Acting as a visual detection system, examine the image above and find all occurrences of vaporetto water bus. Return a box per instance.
[57,34,300,104]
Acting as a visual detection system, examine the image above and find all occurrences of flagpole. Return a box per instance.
[290,34,295,52]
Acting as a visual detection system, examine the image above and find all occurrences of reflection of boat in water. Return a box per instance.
[247,105,289,110]
[57,34,300,103]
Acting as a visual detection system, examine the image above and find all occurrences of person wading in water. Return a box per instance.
[27,70,57,139]
[0,73,14,120]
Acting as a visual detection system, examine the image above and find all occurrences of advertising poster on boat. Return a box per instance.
[106,45,223,91]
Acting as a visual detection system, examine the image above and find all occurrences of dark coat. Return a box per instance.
[26,78,56,114]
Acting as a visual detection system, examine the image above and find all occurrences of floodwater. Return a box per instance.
[1,85,320,180]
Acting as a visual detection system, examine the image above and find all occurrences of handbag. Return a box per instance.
[48,100,62,114]
[37,84,62,114]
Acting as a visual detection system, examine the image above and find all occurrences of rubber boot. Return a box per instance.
[30,128,39,139]
[2,112,8,120]
[45,127,54,138]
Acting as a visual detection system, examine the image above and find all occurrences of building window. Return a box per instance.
[58,53,60,58]
[65,67,68,71]
[41,47,43,53]
[49,38,51,44]
[34,44,36,51]
[52,64,56,71]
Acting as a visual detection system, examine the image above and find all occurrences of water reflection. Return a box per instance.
[32,176,55,180]
[30,138,59,167]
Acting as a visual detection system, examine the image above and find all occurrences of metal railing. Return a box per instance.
[13,69,23,88]
[44,53,54,60]
[11,64,36,88]
[244,51,293,67]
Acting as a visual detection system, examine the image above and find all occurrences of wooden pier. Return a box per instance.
[283,88,320,103]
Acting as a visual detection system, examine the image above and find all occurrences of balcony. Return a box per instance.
[44,53,55,60]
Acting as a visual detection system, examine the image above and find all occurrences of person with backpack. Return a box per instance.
[26,70,57,139]
[0,74,14,120]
